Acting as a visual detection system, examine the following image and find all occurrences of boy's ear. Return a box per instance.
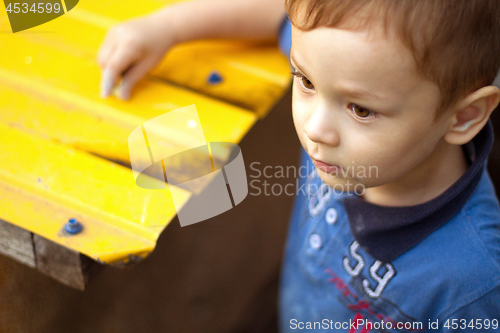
[444,85,500,145]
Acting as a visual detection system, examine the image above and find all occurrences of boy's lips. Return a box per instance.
[311,157,343,174]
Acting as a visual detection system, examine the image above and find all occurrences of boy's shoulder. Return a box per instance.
[372,122,500,321]
[400,169,500,321]
[414,121,500,276]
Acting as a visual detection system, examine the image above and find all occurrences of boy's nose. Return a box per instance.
[304,106,340,147]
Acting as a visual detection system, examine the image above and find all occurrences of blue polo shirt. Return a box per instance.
[278,16,500,332]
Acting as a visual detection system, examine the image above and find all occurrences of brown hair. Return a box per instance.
[285,0,500,116]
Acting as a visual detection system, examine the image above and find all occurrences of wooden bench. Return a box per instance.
[0,0,291,290]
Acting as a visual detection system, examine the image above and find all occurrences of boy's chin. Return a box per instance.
[316,168,365,193]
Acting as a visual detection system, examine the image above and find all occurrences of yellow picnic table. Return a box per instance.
[0,0,291,288]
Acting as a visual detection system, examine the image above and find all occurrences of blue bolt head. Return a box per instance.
[65,218,83,234]
[207,71,223,85]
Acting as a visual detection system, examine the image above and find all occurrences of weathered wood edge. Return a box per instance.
[0,219,102,290]
[0,219,36,268]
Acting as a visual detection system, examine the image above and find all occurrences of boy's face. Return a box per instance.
[290,20,454,193]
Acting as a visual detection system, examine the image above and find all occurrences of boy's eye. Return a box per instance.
[300,76,315,90]
[291,71,315,91]
[349,103,373,119]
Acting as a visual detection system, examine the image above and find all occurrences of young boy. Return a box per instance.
[278,1,500,331]
[98,0,500,331]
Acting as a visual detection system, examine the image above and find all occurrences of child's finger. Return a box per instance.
[96,27,119,68]
[97,42,115,69]
[100,46,140,98]
[100,67,117,99]
[118,57,157,100]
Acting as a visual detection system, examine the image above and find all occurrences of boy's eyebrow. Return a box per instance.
[290,52,383,102]
[339,85,383,101]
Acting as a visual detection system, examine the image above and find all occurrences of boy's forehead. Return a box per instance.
[291,25,412,83]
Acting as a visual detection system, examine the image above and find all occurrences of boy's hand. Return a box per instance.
[97,16,174,100]
[97,0,285,100]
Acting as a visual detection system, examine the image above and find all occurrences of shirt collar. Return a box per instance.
[342,121,494,263]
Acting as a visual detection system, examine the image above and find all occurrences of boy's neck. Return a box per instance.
[361,140,469,207]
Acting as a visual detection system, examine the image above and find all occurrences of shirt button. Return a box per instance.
[326,208,338,225]
[309,234,322,250]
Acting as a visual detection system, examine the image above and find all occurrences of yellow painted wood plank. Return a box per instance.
[0,179,154,265]
[0,123,191,264]
[0,1,291,117]
[72,0,292,116]
[0,79,130,164]
[0,33,257,161]
[154,40,291,116]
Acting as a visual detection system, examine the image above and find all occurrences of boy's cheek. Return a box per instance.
[291,93,311,125]
[291,112,309,149]
[291,105,301,127]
